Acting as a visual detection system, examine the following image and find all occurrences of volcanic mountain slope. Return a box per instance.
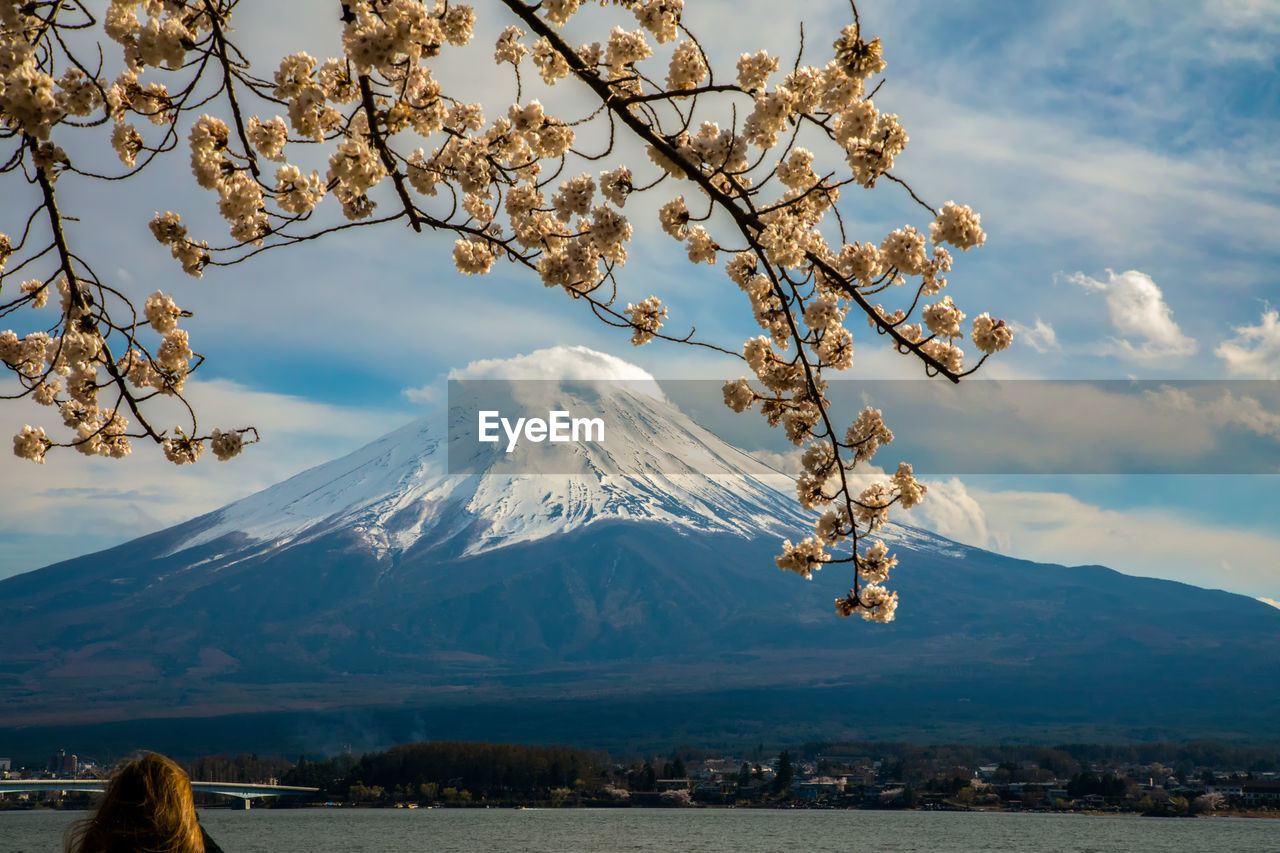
[3,364,1279,742]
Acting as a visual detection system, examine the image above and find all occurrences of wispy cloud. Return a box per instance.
[402,384,442,405]
[1010,318,1059,354]
[1204,0,1280,64]
[965,485,1280,601]
[0,379,414,579]
[1146,384,1280,438]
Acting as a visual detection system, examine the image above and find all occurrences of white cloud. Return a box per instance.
[1067,269,1199,362]
[1144,385,1280,439]
[1010,318,1059,354]
[1205,0,1280,63]
[450,345,668,401]
[0,379,413,579]
[968,486,1280,600]
[1216,308,1280,378]
[1223,391,1280,437]
[402,384,442,405]
[1260,597,1280,611]
[910,477,994,550]
[893,89,1279,259]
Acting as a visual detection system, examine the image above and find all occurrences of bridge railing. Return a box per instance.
[0,779,319,801]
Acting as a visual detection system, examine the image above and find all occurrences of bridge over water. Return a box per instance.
[0,780,319,809]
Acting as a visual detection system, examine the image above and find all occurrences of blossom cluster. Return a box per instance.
[625,296,667,345]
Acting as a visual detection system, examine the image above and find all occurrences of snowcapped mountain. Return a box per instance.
[166,365,812,562]
[4,347,1280,749]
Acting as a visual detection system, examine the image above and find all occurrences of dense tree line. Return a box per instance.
[280,753,360,791]
[1054,741,1279,773]
[282,742,609,801]
[182,753,295,784]
[1067,771,1131,800]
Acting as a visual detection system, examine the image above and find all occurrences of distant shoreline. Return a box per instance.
[5,803,1279,820]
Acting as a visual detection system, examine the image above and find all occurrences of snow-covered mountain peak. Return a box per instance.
[167,352,818,560]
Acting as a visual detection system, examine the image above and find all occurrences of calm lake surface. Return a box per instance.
[2,807,1277,853]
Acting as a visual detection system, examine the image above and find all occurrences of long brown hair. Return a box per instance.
[65,751,205,853]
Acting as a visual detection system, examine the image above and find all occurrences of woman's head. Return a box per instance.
[65,752,205,853]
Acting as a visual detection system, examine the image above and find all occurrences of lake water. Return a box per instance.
[2,807,1276,853]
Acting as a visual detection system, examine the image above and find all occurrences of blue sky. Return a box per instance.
[1,0,1278,603]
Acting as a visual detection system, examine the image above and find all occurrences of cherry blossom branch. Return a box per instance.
[204,0,260,180]
[29,135,162,443]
